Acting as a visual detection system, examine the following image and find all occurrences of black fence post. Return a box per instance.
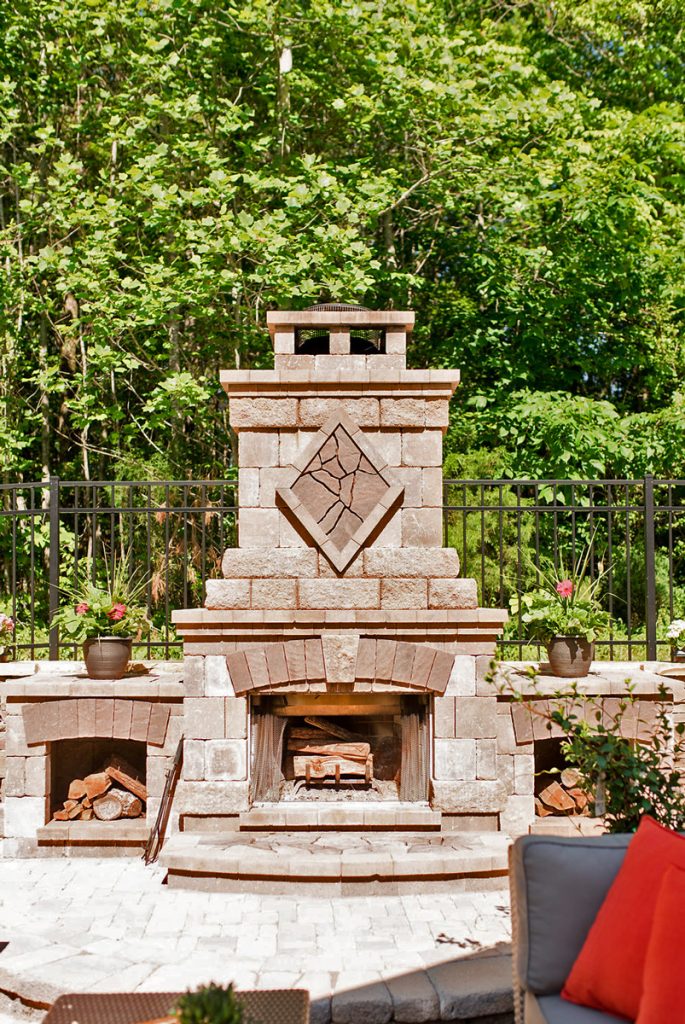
[644,474,658,661]
[48,476,60,661]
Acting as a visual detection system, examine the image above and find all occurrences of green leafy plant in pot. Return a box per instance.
[53,561,150,679]
[510,546,610,677]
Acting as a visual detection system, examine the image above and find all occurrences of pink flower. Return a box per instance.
[75,602,90,615]
[556,579,574,598]
[107,603,127,622]
[0,613,14,633]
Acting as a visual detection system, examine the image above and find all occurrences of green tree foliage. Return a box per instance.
[2,0,685,480]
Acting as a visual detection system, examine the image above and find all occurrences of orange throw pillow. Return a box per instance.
[636,864,685,1023]
[562,816,685,1020]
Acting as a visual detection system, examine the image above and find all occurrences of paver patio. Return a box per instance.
[0,858,512,1022]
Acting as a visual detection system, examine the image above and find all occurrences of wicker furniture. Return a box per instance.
[42,990,309,1024]
[509,833,633,1023]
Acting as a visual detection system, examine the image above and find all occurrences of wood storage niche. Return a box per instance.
[50,738,147,823]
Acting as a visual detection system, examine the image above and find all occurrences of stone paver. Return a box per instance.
[0,858,512,1021]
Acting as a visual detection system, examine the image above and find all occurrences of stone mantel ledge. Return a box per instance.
[1,660,184,700]
[489,660,685,700]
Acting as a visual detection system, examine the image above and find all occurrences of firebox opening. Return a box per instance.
[50,738,147,824]
[250,694,428,803]
[534,737,591,818]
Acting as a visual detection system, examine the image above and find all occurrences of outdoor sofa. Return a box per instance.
[509,832,633,1023]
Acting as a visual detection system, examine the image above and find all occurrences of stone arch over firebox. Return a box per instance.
[226,637,455,696]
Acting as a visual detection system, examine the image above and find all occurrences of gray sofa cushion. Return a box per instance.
[511,833,633,995]
[526,993,629,1023]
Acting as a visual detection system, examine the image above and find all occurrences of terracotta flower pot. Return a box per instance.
[546,636,594,678]
[83,637,132,679]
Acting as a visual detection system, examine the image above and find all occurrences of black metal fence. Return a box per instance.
[1,475,683,661]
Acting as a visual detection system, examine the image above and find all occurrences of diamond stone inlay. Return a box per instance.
[276,412,404,572]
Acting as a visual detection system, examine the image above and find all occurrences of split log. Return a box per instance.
[534,797,553,818]
[84,772,111,801]
[80,807,94,821]
[569,787,589,812]
[52,809,69,821]
[293,755,371,780]
[93,786,142,821]
[539,780,576,814]
[560,767,582,789]
[288,726,337,741]
[104,755,147,802]
[288,742,371,761]
[303,717,360,741]
[68,779,87,801]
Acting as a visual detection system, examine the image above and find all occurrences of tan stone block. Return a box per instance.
[317,553,364,577]
[183,656,205,696]
[225,697,247,739]
[444,656,476,696]
[205,655,234,696]
[279,430,319,467]
[380,398,425,428]
[380,578,428,609]
[182,739,206,780]
[273,329,295,354]
[391,467,422,506]
[433,739,476,780]
[384,330,407,355]
[5,757,26,796]
[368,511,401,547]
[322,635,359,684]
[425,400,450,428]
[230,397,298,429]
[184,697,225,740]
[238,508,280,548]
[259,466,296,506]
[146,755,172,796]
[373,431,402,466]
[279,512,309,547]
[298,398,380,428]
[422,467,444,507]
[77,698,96,738]
[298,579,380,609]
[238,432,279,468]
[364,548,460,578]
[514,754,535,795]
[275,354,315,379]
[434,697,456,738]
[402,431,442,467]
[206,740,247,781]
[204,579,251,609]
[497,754,515,791]
[500,794,536,837]
[222,547,318,578]
[312,354,367,378]
[431,780,506,814]
[238,468,260,507]
[476,654,499,695]
[476,739,498,780]
[329,330,350,354]
[112,699,133,740]
[428,578,478,609]
[4,796,47,836]
[402,507,443,547]
[251,578,297,609]
[454,697,497,739]
[496,711,534,755]
[175,781,249,815]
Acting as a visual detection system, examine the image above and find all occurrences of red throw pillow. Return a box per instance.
[636,863,685,1023]
[562,816,685,1020]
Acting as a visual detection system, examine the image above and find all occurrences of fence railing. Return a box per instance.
[1,475,682,661]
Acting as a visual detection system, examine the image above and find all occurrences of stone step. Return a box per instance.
[239,801,442,831]
[160,831,511,894]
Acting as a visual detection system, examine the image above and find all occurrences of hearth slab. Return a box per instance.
[160,831,511,892]
[37,820,150,844]
[239,802,442,831]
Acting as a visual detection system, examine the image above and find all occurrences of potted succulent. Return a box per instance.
[54,563,150,679]
[667,619,685,662]
[0,613,15,661]
[511,548,610,678]
[174,983,245,1024]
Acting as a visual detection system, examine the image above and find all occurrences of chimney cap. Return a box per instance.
[304,302,369,313]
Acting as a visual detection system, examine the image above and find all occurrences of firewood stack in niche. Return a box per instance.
[52,754,146,822]
[535,768,592,817]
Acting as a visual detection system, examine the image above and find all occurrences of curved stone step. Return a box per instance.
[161,832,511,893]
[239,801,442,831]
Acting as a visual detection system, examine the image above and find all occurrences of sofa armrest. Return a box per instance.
[509,833,632,999]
